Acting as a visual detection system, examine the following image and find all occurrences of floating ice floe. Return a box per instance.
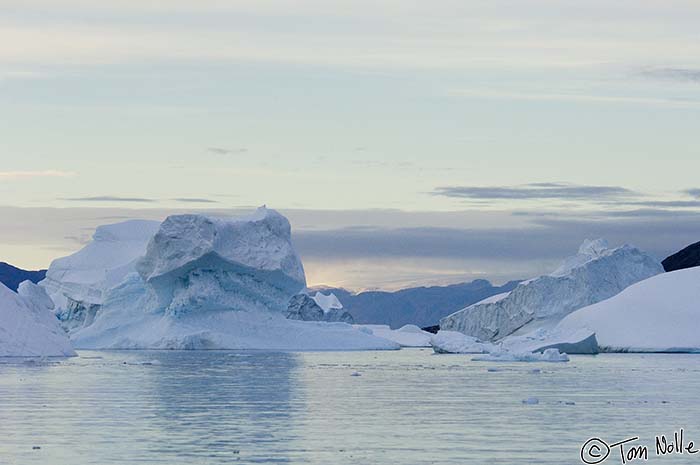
[472,348,570,363]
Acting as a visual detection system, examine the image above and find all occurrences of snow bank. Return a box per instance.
[0,281,75,357]
[356,324,433,347]
[440,239,663,341]
[71,208,397,351]
[429,330,496,354]
[40,219,159,331]
[556,266,700,352]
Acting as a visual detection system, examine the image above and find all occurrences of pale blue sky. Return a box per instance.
[1,1,700,288]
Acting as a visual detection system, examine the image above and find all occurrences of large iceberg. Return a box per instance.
[555,266,700,352]
[440,239,663,341]
[69,207,397,350]
[0,281,76,357]
[40,219,160,331]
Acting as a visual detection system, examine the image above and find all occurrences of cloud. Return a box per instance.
[684,188,700,199]
[433,183,634,201]
[642,68,700,83]
[449,88,700,107]
[62,196,155,202]
[0,170,76,179]
[207,147,248,156]
[172,198,218,203]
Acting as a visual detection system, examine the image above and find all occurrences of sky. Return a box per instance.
[1,0,700,290]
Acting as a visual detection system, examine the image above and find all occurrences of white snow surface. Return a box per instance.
[69,208,398,351]
[40,219,160,311]
[430,330,496,354]
[355,324,433,347]
[0,281,76,357]
[311,292,343,312]
[556,266,700,352]
[440,239,663,341]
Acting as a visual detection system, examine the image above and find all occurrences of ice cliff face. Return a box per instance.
[69,208,395,350]
[0,281,76,357]
[40,219,160,331]
[440,239,664,341]
[135,208,306,317]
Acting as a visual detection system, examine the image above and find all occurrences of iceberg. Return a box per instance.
[40,219,160,332]
[555,266,700,352]
[0,281,76,357]
[429,330,496,354]
[70,207,397,350]
[500,327,599,355]
[356,324,433,347]
[440,239,663,341]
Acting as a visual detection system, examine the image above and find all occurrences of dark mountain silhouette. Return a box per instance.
[0,262,47,292]
[662,241,700,272]
[314,279,520,328]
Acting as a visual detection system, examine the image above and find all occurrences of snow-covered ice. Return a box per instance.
[69,208,398,351]
[0,281,76,357]
[356,324,433,347]
[311,292,343,312]
[440,239,663,341]
[555,266,700,352]
[40,219,159,332]
[429,330,496,354]
[500,327,599,355]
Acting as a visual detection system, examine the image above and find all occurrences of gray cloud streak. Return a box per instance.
[62,196,155,203]
[433,183,635,201]
[207,147,248,155]
[172,198,218,204]
[642,68,700,83]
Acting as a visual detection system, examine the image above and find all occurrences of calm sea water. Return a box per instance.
[1,350,700,465]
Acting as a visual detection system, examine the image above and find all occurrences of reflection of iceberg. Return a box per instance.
[69,208,397,350]
[144,351,299,463]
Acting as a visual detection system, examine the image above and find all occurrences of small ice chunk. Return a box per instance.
[522,397,539,405]
[473,348,569,363]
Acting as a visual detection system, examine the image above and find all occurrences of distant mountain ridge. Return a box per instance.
[313,279,520,328]
[662,240,700,272]
[0,262,47,292]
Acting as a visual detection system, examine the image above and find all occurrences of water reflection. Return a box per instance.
[2,351,700,464]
